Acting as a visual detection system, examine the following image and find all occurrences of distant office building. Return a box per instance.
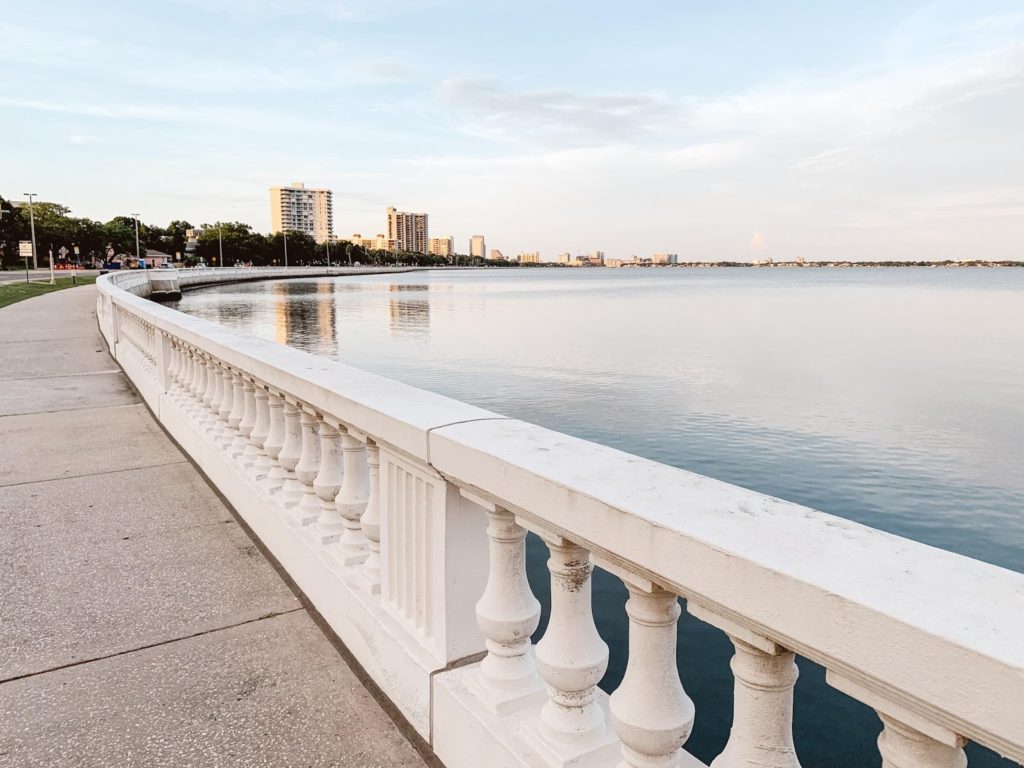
[555,252,572,264]
[518,251,541,264]
[470,235,486,259]
[429,236,454,258]
[606,258,626,267]
[387,206,428,253]
[586,250,605,266]
[490,249,505,261]
[652,253,679,265]
[270,182,334,244]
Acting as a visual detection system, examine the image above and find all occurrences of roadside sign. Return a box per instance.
[58,246,69,258]
[19,241,32,259]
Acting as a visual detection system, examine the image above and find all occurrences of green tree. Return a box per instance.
[267,230,316,266]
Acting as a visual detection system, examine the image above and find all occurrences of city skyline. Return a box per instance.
[2,1,1023,261]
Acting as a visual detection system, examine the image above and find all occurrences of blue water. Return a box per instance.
[175,268,1024,767]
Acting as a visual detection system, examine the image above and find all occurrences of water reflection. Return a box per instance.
[174,269,1022,768]
[388,284,430,336]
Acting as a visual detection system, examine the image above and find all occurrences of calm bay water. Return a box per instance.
[175,268,1023,767]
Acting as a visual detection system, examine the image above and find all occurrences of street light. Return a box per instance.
[24,193,38,270]
[218,222,224,268]
[283,228,288,268]
[130,213,141,264]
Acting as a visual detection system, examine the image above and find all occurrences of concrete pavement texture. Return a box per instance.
[0,286,429,767]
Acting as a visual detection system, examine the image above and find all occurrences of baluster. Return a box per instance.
[827,672,966,768]
[611,582,694,768]
[258,391,288,495]
[475,507,541,700]
[359,441,382,591]
[216,367,238,448]
[688,603,800,768]
[200,357,220,432]
[244,385,271,474]
[878,717,966,768]
[185,349,202,415]
[334,428,369,564]
[291,406,322,524]
[231,378,256,460]
[275,399,304,508]
[533,537,610,754]
[190,350,207,417]
[312,418,345,543]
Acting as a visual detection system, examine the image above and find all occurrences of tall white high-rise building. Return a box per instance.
[386,206,428,254]
[270,182,333,244]
[470,235,486,259]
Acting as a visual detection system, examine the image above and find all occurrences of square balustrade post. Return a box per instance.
[376,444,489,666]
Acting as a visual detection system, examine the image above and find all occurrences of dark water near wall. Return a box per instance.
[175,268,1023,767]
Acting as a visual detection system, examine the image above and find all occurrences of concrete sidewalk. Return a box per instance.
[0,286,430,767]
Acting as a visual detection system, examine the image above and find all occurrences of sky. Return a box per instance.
[2,0,1023,261]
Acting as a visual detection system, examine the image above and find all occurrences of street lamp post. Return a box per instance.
[283,229,288,268]
[218,222,224,268]
[24,193,38,270]
[325,236,331,268]
[131,213,141,264]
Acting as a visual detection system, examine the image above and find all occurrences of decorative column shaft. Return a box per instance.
[259,392,288,495]
[710,639,800,768]
[313,419,345,543]
[476,508,540,694]
[231,378,257,460]
[275,400,304,508]
[292,407,322,524]
[610,585,694,768]
[359,441,382,590]
[535,538,609,747]
[334,429,369,564]
[245,386,271,474]
[878,717,966,768]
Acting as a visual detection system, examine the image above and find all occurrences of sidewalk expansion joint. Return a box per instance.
[0,607,305,687]
[0,459,188,489]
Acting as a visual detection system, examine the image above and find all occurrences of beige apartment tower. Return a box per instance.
[270,182,334,244]
[429,236,454,258]
[386,206,428,254]
[470,235,486,259]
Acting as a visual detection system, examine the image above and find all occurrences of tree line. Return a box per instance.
[0,194,517,269]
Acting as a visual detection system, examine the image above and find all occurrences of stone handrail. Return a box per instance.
[95,268,1024,768]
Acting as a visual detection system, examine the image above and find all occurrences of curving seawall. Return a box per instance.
[96,267,1024,768]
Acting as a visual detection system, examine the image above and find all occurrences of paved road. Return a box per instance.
[0,285,429,767]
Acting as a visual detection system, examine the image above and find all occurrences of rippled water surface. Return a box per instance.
[175,268,1023,767]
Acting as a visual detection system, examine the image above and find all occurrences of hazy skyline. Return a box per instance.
[2,1,1022,261]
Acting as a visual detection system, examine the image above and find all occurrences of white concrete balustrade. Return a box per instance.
[96,268,1024,768]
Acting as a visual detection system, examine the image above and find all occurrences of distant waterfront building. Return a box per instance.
[606,258,625,267]
[270,182,334,244]
[429,236,454,258]
[470,235,486,259]
[652,253,679,265]
[387,206,428,253]
[490,249,505,261]
[555,252,572,264]
[351,233,395,251]
[586,250,605,266]
[518,251,541,264]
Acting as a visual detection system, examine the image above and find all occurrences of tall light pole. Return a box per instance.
[24,193,38,270]
[218,222,224,268]
[283,229,288,268]
[325,236,331,268]
[131,213,141,264]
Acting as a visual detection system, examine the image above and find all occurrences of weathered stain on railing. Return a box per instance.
[96,267,1024,768]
